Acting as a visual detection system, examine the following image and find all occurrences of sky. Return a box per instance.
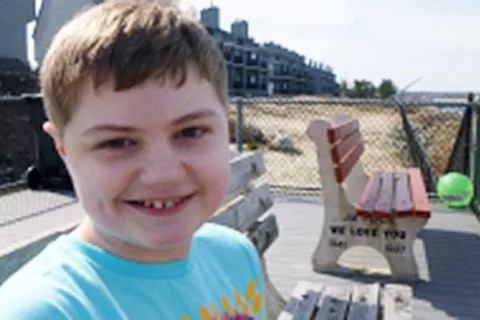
[29,0,480,92]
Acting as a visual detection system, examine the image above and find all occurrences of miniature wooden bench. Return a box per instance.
[278,280,413,320]
[307,113,431,280]
[204,150,286,318]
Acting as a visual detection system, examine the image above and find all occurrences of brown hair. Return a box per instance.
[40,0,228,135]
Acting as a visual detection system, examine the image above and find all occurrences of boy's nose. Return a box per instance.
[138,146,187,186]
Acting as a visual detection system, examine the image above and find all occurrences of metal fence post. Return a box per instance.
[235,99,244,153]
[467,103,475,179]
[473,102,480,215]
[465,104,473,178]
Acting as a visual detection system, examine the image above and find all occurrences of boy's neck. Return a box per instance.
[72,218,192,263]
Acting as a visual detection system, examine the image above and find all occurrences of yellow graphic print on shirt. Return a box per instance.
[180,279,264,320]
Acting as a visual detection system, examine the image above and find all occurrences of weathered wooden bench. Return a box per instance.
[210,150,286,318]
[306,112,431,281]
[279,280,413,320]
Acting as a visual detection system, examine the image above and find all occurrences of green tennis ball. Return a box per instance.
[437,172,474,208]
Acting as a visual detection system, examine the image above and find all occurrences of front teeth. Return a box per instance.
[143,198,184,209]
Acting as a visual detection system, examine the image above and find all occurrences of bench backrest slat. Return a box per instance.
[330,130,362,164]
[334,142,364,183]
[246,214,278,255]
[327,119,365,184]
[327,119,360,145]
[408,168,431,218]
[210,183,273,232]
[227,150,266,198]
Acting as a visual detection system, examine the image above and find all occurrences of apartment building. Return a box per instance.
[200,6,339,97]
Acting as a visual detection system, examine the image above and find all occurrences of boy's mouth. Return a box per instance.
[125,193,195,216]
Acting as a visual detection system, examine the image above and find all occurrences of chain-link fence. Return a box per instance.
[230,97,476,201]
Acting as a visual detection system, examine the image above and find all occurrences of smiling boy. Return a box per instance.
[0,1,266,319]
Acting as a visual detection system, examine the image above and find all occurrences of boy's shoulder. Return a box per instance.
[193,222,258,254]
[0,277,74,319]
[192,222,263,277]
[195,222,250,242]
[0,237,83,319]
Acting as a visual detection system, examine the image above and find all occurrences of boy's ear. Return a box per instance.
[43,121,66,158]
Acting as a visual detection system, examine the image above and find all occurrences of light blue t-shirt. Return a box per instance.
[0,223,267,319]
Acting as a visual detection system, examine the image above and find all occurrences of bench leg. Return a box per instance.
[260,256,286,319]
[384,245,420,280]
[311,224,345,272]
[383,217,428,281]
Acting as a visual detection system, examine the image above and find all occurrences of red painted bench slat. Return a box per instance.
[327,119,360,145]
[373,172,395,219]
[408,168,431,218]
[330,130,362,164]
[394,171,414,216]
[334,142,364,183]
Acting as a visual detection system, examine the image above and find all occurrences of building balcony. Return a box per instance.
[232,82,244,90]
[232,55,245,64]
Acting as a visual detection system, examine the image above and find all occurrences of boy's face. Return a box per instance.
[46,67,230,262]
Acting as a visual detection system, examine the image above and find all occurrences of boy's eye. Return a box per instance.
[177,127,207,139]
[98,138,135,149]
